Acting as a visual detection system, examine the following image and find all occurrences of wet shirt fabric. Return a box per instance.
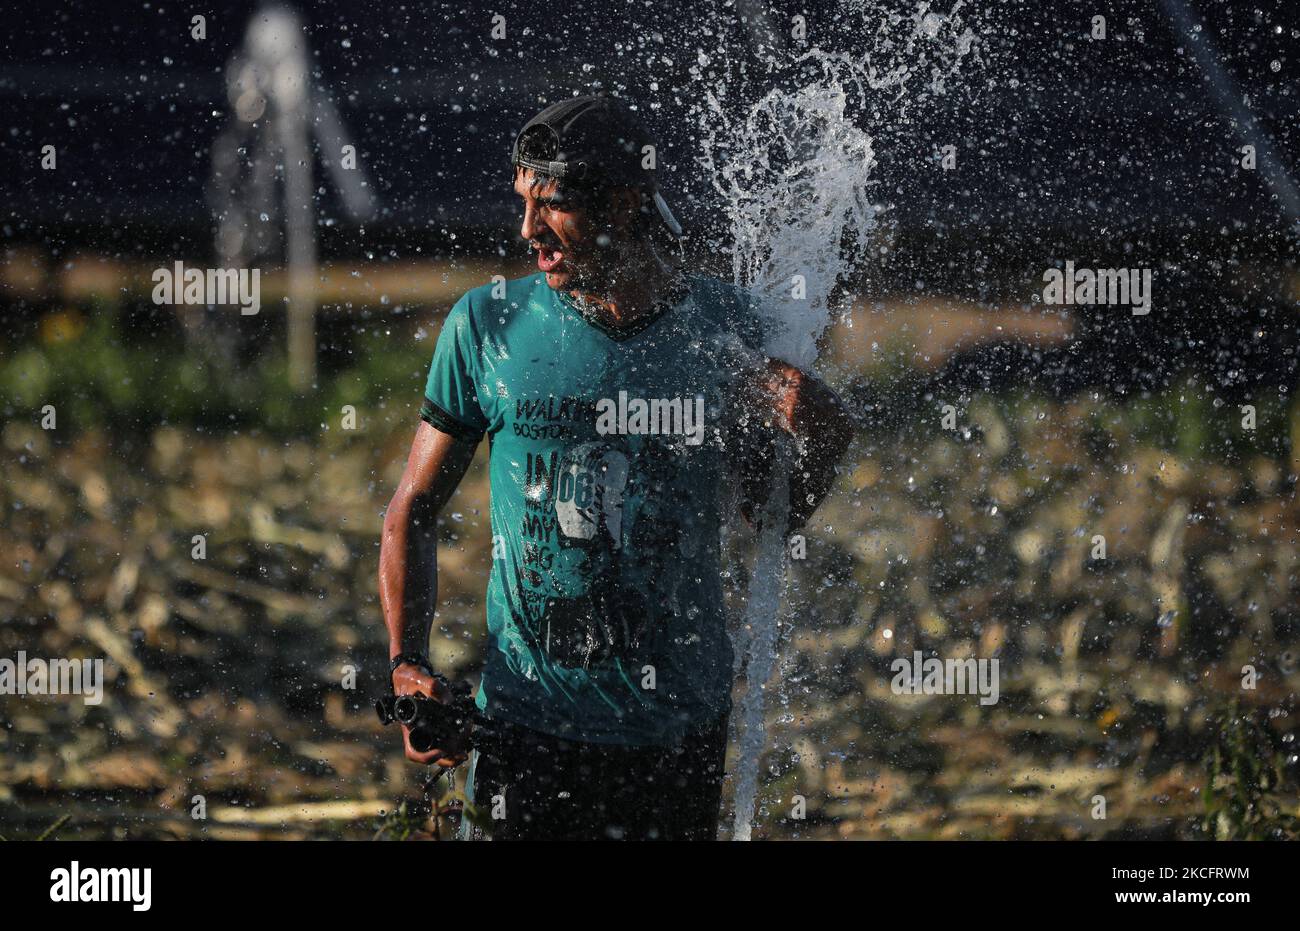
[422,272,765,746]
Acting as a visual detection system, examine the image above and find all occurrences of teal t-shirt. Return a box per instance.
[422,271,765,745]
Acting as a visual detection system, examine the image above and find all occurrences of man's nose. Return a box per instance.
[520,204,543,243]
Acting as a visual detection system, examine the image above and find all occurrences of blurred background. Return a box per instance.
[1,0,1298,839]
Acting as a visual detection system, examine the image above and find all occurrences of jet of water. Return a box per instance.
[694,3,981,840]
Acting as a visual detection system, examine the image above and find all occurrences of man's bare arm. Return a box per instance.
[742,359,855,533]
[378,420,478,765]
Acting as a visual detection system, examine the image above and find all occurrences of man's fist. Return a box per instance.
[390,662,468,768]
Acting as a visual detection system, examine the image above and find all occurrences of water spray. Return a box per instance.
[693,3,981,839]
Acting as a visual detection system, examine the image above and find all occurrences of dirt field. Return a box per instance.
[2,374,1296,840]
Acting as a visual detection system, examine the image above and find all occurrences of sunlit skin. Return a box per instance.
[379,167,855,766]
[513,167,671,323]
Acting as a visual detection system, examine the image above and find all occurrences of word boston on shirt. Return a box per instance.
[49,861,151,912]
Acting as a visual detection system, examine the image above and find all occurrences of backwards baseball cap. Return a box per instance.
[511,94,684,238]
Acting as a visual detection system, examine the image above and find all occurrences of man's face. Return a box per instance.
[514,168,629,291]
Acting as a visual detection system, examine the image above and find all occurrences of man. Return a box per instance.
[379,94,853,840]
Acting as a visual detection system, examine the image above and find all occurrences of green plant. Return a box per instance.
[372,798,433,841]
[1,304,432,437]
[372,769,487,841]
[1201,700,1300,840]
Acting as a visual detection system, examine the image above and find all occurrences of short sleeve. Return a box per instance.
[421,294,489,442]
[727,288,768,355]
[702,276,767,355]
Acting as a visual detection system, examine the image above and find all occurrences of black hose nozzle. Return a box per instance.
[375,687,489,756]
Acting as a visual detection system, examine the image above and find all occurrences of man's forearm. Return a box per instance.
[788,418,851,529]
[784,373,855,530]
[379,493,441,660]
[378,424,478,671]
[737,360,855,531]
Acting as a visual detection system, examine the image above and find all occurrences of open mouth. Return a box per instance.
[535,245,565,273]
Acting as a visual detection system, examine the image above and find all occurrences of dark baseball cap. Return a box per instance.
[511,94,683,238]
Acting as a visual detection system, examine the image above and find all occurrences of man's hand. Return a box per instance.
[390,662,469,768]
[753,358,841,434]
[739,357,855,532]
